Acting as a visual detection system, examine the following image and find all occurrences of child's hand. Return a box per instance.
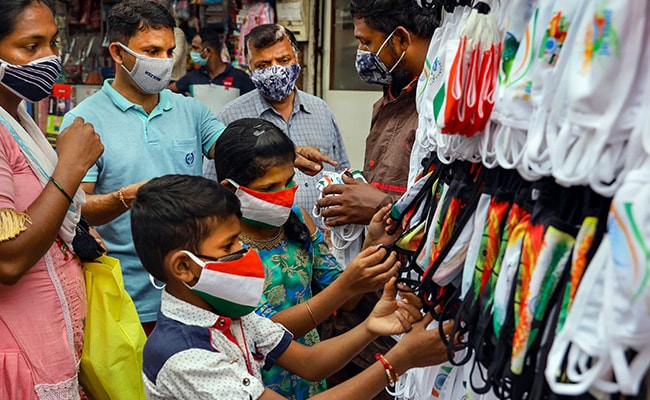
[365,278,423,337]
[340,246,400,295]
[363,204,402,249]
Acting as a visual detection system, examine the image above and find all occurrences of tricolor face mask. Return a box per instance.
[0,55,62,102]
[182,249,266,318]
[118,43,173,94]
[355,29,406,86]
[227,179,298,228]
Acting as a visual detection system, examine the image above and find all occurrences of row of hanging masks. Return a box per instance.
[390,146,650,398]
[411,0,650,198]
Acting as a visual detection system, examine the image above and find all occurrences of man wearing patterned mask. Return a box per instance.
[59,0,226,336]
[316,0,440,227]
[203,24,350,229]
[315,3,440,399]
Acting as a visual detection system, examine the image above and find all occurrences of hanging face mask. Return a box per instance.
[190,50,208,67]
[118,43,173,94]
[0,55,62,102]
[355,29,406,86]
[250,62,301,102]
[227,179,298,228]
[182,249,266,318]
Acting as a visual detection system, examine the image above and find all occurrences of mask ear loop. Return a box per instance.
[149,274,166,290]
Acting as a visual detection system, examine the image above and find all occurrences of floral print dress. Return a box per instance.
[240,207,343,400]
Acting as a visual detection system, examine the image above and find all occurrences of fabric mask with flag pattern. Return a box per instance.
[227,179,298,228]
[182,249,265,318]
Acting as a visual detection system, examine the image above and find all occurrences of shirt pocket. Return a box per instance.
[172,138,199,172]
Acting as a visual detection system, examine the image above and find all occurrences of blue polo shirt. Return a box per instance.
[60,79,225,322]
[175,64,256,95]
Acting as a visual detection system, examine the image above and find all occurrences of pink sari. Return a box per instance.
[0,117,86,399]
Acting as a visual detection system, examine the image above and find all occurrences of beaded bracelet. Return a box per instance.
[49,177,74,204]
[375,353,399,388]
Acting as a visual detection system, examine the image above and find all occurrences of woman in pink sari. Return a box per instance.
[0,1,103,398]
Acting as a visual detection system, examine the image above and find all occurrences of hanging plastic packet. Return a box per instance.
[443,5,501,139]
[492,183,534,339]
[549,0,646,188]
[479,0,537,168]
[431,7,474,152]
[596,160,650,395]
[460,169,499,299]
[491,0,557,171]
[588,15,650,197]
[520,0,585,181]
[544,234,611,396]
[555,190,610,334]
[510,187,579,375]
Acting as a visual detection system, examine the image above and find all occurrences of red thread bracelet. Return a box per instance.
[375,353,399,387]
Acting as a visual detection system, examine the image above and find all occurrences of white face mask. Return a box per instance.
[118,43,173,94]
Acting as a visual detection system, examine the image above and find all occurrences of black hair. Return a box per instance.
[213,118,310,247]
[198,24,222,53]
[244,24,299,65]
[349,0,441,39]
[107,0,175,44]
[0,0,55,41]
[131,174,242,282]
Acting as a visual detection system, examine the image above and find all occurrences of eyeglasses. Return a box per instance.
[195,248,248,263]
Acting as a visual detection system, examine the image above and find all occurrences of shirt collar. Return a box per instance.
[101,79,173,112]
[253,88,311,117]
[384,77,418,103]
[160,289,221,328]
[200,64,235,81]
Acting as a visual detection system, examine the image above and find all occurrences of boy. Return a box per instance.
[131,174,452,399]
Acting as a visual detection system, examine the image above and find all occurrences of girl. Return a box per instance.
[0,0,103,398]
[214,118,399,399]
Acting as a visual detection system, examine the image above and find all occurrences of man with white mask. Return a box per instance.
[59,0,225,335]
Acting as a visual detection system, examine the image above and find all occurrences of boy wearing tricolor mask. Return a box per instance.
[131,174,452,399]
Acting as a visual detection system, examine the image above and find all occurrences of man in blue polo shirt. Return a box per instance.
[60,0,225,334]
[169,26,255,96]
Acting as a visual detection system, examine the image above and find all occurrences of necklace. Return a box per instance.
[239,228,285,250]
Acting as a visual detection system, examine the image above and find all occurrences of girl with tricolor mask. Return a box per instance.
[214,118,401,399]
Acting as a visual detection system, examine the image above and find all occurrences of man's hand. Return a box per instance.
[389,316,455,369]
[315,174,388,226]
[295,146,337,176]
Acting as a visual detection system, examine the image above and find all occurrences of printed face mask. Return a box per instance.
[183,249,265,318]
[250,62,301,102]
[190,50,208,67]
[227,179,298,228]
[118,43,173,94]
[355,29,406,86]
[0,55,62,102]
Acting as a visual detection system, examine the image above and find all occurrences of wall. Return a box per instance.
[319,0,381,170]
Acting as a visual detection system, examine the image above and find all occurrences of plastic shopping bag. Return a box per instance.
[79,255,147,400]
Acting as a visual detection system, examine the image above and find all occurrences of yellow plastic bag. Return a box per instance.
[79,255,147,400]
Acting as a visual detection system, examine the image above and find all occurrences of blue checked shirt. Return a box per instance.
[204,89,350,223]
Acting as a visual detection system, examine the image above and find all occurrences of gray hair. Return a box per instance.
[244,23,299,66]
